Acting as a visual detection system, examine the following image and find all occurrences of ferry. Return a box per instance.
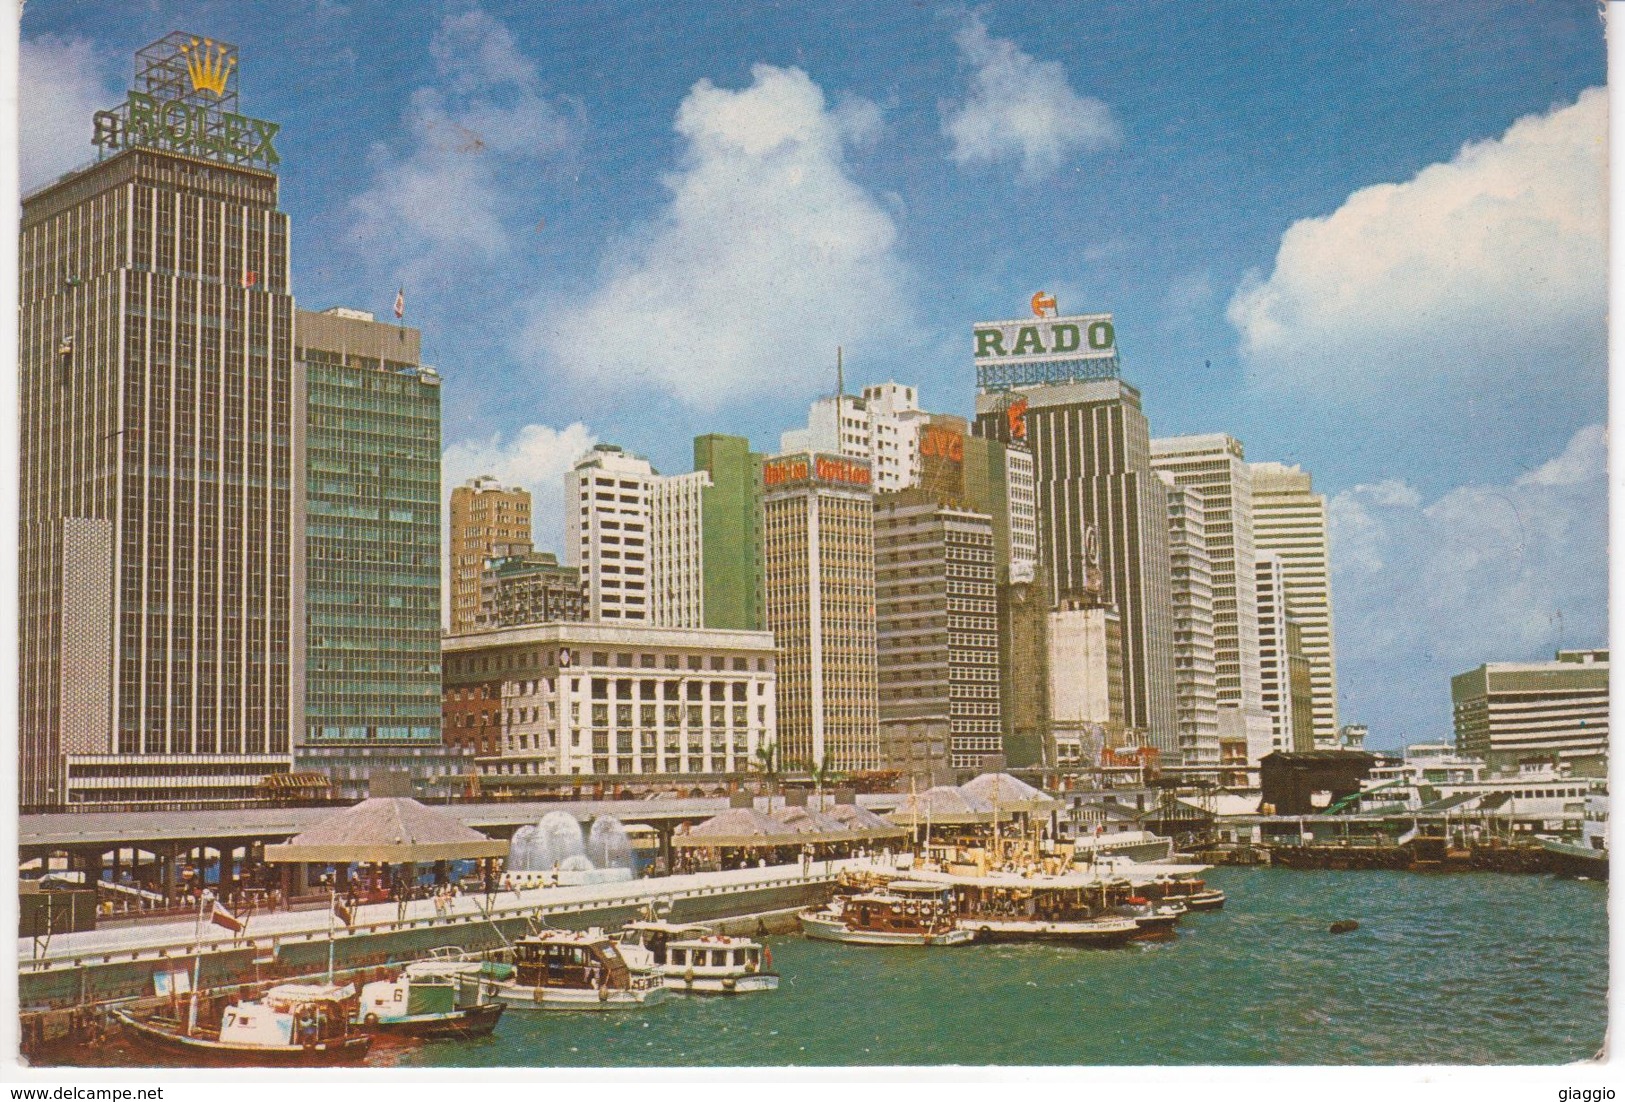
[115,983,371,1066]
[356,958,506,1038]
[485,929,668,1010]
[800,880,976,946]
[616,921,779,994]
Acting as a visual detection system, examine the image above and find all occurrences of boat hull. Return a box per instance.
[964,919,1139,947]
[361,1002,505,1039]
[662,971,780,994]
[114,1009,371,1066]
[1539,838,1610,880]
[486,981,669,1011]
[799,912,975,946]
[1182,891,1226,911]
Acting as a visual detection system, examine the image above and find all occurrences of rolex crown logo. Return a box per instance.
[179,37,235,96]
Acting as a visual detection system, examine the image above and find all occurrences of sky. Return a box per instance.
[15,0,1609,750]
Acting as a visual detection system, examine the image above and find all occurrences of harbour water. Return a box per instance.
[53,867,1609,1067]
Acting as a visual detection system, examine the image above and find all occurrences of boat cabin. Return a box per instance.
[617,921,711,966]
[512,932,634,991]
[221,984,354,1048]
[843,881,959,935]
[664,937,766,974]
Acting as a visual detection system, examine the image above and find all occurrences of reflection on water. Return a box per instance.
[37,868,1608,1068]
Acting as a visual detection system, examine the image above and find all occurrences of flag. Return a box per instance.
[393,287,404,320]
[241,270,258,289]
[333,897,354,928]
[210,901,244,934]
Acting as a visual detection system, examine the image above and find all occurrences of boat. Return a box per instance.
[1143,875,1226,911]
[484,929,668,1010]
[1112,896,1186,938]
[355,957,506,1038]
[615,921,779,994]
[800,880,976,946]
[920,870,1141,947]
[114,983,371,1066]
[1539,793,1609,880]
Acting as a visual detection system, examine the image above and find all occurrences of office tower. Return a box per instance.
[973,311,1176,753]
[296,306,464,798]
[1161,472,1220,766]
[1254,551,1295,752]
[761,452,879,771]
[479,550,586,628]
[650,470,708,627]
[1252,461,1340,746]
[1286,620,1315,754]
[781,380,931,493]
[442,622,776,786]
[449,476,530,635]
[875,490,1000,782]
[693,434,764,631]
[1047,597,1124,768]
[1150,435,1272,768]
[1452,650,1609,777]
[20,33,299,806]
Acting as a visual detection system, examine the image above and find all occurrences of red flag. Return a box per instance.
[210,902,244,934]
[241,270,258,289]
[393,287,405,320]
[333,897,354,928]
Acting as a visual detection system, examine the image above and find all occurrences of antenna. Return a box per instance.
[836,346,844,399]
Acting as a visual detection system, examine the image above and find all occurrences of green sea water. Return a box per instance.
[371,867,1609,1067]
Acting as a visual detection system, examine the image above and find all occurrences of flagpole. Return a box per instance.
[327,885,337,985]
[187,890,207,1036]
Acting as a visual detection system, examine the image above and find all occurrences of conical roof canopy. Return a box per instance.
[262,797,509,864]
[959,772,1059,813]
[675,807,807,848]
[824,802,908,841]
[888,786,997,825]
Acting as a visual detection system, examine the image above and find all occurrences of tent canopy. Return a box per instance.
[888,786,997,825]
[959,772,1060,813]
[261,797,509,864]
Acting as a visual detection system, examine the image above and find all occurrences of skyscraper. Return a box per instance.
[781,381,931,493]
[20,33,299,807]
[1160,471,1219,766]
[973,311,1176,753]
[1151,434,1272,768]
[1252,461,1340,747]
[761,452,879,771]
[693,434,764,632]
[1254,550,1295,752]
[449,475,530,635]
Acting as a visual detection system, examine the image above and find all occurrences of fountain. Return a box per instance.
[506,811,634,884]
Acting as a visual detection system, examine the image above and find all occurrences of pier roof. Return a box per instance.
[261,797,509,863]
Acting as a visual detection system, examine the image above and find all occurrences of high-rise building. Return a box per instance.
[650,470,709,627]
[761,452,879,772]
[694,434,764,631]
[1254,551,1295,752]
[1252,461,1340,747]
[1452,649,1609,777]
[449,476,530,635]
[295,306,464,798]
[781,381,931,493]
[1161,472,1219,767]
[1286,620,1316,754]
[874,490,1000,782]
[478,550,586,629]
[973,312,1176,753]
[1151,435,1272,768]
[20,33,300,807]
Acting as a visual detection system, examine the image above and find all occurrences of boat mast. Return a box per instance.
[187,889,208,1036]
[327,883,337,984]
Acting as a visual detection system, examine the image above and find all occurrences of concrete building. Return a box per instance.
[694,434,764,631]
[566,445,655,623]
[1286,620,1315,754]
[1151,435,1271,768]
[442,623,776,787]
[1338,724,1368,749]
[874,490,1001,783]
[761,452,880,772]
[997,566,1052,769]
[1452,650,1609,776]
[296,306,466,799]
[1047,600,1124,768]
[1252,461,1340,747]
[650,470,709,628]
[780,380,932,494]
[19,33,300,807]
[478,550,586,629]
[449,476,531,635]
[1255,551,1295,753]
[1161,473,1220,767]
[975,371,1177,755]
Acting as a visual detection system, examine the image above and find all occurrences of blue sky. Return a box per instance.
[17,1,1608,748]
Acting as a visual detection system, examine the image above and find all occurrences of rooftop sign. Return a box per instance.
[92,32,280,170]
[763,453,872,491]
[974,308,1121,393]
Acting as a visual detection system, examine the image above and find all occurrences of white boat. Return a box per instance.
[116,983,370,1065]
[800,881,975,946]
[485,929,668,1011]
[356,959,505,1038]
[616,921,779,994]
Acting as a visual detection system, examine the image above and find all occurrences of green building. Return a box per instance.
[296,307,466,799]
[694,433,764,631]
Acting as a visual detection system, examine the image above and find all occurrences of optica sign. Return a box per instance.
[973,313,1115,366]
[763,454,872,489]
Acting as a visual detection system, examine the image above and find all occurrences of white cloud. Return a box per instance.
[347,8,573,291]
[942,13,1120,182]
[19,36,122,193]
[1229,87,1606,402]
[527,64,911,407]
[1328,423,1606,742]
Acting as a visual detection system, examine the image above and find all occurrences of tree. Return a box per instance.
[809,750,842,807]
[753,739,780,798]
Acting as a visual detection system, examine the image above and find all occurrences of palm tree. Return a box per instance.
[753,739,779,799]
[809,751,840,809]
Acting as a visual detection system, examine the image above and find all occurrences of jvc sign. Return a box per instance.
[973,313,1115,366]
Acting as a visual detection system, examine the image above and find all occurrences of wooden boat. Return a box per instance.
[485,929,668,1010]
[356,959,506,1038]
[115,984,370,1066]
[1145,876,1226,911]
[1112,896,1185,938]
[616,921,779,994]
[800,880,975,946]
